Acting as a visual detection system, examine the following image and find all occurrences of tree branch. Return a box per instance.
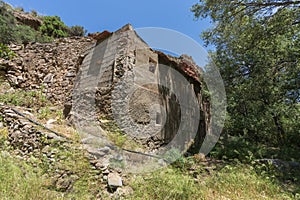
[240,1,300,8]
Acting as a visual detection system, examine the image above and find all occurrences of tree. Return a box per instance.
[192,0,300,145]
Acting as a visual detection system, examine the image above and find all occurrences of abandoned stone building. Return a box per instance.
[70,24,211,154]
[3,24,211,167]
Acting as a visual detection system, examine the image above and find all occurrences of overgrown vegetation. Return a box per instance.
[0,1,51,45]
[129,162,296,200]
[0,42,15,60]
[0,141,107,199]
[0,0,86,46]
[99,115,143,150]
[0,153,61,199]
[0,89,47,108]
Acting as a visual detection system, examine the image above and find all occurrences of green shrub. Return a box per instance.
[1,2,86,44]
[0,127,8,144]
[0,43,15,60]
[14,24,53,44]
[0,89,48,108]
[39,16,69,38]
[68,25,86,36]
[0,3,51,44]
[0,3,16,44]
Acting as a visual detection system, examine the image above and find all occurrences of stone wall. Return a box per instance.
[1,37,95,107]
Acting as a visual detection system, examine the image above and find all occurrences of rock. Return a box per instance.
[13,11,42,30]
[46,119,57,129]
[98,146,110,154]
[0,122,3,129]
[7,74,18,85]
[103,175,108,182]
[6,87,15,93]
[87,147,106,158]
[65,72,76,77]
[44,73,54,83]
[158,159,167,167]
[116,186,133,197]
[96,157,110,171]
[23,111,34,117]
[103,169,110,175]
[107,173,122,188]
[56,176,73,191]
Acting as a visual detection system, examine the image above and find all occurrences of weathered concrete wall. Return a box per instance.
[157,53,211,152]
[71,24,210,151]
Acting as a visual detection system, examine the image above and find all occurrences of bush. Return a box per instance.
[39,16,69,38]
[14,25,37,44]
[0,43,15,60]
[14,25,53,44]
[68,25,86,36]
[30,10,38,17]
[1,2,87,44]
[0,3,51,45]
[0,3,16,44]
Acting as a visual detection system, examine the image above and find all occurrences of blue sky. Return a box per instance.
[4,0,211,48]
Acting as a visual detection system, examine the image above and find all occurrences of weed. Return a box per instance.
[100,116,142,150]
[129,164,294,200]
[0,127,8,144]
[0,153,61,199]
[38,106,52,120]
[0,89,48,108]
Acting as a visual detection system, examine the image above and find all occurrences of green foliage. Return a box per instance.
[129,164,293,200]
[36,140,102,199]
[30,9,38,17]
[210,135,300,165]
[130,168,202,200]
[0,153,59,199]
[0,2,85,44]
[14,24,53,44]
[0,89,48,108]
[210,136,259,162]
[14,6,24,12]
[16,24,53,44]
[0,127,8,144]
[39,16,69,38]
[0,1,87,45]
[0,1,16,44]
[0,43,15,60]
[68,25,86,37]
[192,1,300,146]
[39,16,87,38]
[100,116,142,150]
[38,106,52,120]
[0,2,53,44]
